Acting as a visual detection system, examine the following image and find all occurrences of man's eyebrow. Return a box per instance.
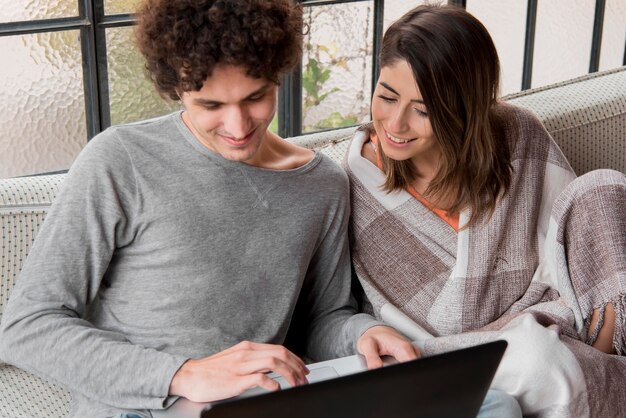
[192,83,272,106]
[379,81,425,104]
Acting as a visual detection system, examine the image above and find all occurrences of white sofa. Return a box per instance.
[1,66,625,417]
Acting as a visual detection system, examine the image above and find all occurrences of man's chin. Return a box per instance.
[216,127,271,165]
[219,146,262,165]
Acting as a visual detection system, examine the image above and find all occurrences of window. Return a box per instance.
[1,0,624,178]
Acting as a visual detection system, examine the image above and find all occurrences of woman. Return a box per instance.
[344,4,626,417]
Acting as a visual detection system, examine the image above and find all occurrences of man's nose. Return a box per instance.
[223,105,251,139]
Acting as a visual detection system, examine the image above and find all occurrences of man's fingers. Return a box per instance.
[240,373,281,393]
[211,343,310,388]
[240,356,308,387]
[171,343,309,403]
[210,342,308,375]
[246,346,308,376]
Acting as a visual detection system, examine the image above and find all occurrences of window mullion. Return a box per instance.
[94,0,111,133]
[79,0,101,139]
[371,0,384,94]
[589,0,606,73]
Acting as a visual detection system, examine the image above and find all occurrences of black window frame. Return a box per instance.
[0,0,621,143]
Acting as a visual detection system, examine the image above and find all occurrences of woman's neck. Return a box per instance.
[409,144,441,192]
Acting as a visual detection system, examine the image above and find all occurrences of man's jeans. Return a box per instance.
[478,389,523,418]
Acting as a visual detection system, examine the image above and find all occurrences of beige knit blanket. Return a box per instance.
[344,103,626,417]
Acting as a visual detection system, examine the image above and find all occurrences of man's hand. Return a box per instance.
[357,325,420,369]
[169,341,309,403]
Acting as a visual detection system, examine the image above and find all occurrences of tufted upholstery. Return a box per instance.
[504,66,626,175]
[0,364,71,417]
[0,175,69,416]
[0,175,65,322]
[0,66,624,417]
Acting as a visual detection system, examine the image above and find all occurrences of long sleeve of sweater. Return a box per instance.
[291,175,381,361]
[0,133,187,410]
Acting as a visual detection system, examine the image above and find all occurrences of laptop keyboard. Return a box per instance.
[237,366,339,399]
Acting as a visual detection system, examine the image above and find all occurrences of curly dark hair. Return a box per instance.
[135,0,303,100]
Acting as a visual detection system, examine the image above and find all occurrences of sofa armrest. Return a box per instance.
[0,174,71,416]
[0,174,65,324]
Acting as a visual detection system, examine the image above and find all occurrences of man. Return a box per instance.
[0,1,417,417]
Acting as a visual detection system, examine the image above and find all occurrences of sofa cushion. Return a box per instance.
[0,175,65,323]
[0,363,70,417]
[504,66,626,175]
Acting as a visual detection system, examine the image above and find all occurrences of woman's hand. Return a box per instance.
[357,325,421,369]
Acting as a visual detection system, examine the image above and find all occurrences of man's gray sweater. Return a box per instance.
[0,112,378,417]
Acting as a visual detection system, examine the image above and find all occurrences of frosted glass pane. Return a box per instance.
[467,0,527,96]
[599,0,626,71]
[0,30,86,178]
[532,0,595,88]
[105,0,144,15]
[106,27,181,127]
[302,2,374,133]
[0,0,77,23]
[383,0,427,31]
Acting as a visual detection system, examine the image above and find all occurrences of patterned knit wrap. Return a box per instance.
[344,102,626,417]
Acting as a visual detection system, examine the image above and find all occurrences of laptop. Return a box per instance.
[152,340,507,418]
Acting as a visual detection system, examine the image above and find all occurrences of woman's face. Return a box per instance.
[371,60,438,162]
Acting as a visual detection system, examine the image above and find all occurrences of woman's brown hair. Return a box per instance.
[377,4,512,227]
[135,0,303,100]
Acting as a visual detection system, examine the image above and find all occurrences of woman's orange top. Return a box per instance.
[370,135,459,231]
